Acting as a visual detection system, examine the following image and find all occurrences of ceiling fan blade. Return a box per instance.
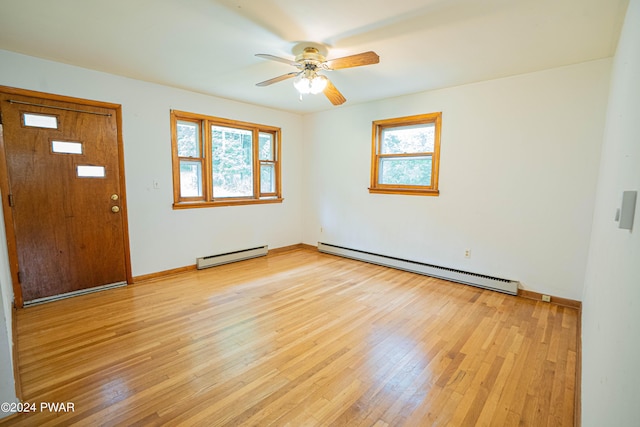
[256,72,300,87]
[323,79,346,106]
[255,53,299,67]
[324,51,379,70]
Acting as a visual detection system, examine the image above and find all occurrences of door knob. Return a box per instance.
[111,206,120,213]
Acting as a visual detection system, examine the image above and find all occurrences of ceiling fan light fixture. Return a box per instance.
[294,72,327,95]
[293,74,311,94]
[310,74,328,94]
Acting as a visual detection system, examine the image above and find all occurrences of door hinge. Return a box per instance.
[17,271,22,284]
[8,194,14,207]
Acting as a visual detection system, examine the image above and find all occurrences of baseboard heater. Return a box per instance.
[318,242,519,295]
[196,245,268,270]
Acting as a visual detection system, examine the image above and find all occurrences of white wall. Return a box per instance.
[581,0,640,424]
[302,59,612,300]
[0,207,18,417]
[0,193,14,365]
[0,49,305,277]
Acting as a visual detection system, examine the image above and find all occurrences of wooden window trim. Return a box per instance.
[369,112,442,196]
[258,129,279,198]
[171,110,283,208]
[172,116,205,203]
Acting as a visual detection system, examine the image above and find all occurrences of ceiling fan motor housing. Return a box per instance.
[295,47,325,67]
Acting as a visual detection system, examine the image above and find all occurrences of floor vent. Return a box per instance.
[318,242,518,295]
[196,245,268,270]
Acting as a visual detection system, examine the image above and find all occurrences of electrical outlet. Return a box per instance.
[464,249,471,259]
[542,294,551,303]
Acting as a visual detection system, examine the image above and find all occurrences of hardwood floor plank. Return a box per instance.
[1,248,579,426]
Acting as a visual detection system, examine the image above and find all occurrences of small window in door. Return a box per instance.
[52,141,83,155]
[77,165,105,178]
[22,113,59,129]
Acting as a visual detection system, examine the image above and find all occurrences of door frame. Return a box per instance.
[0,85,132,308]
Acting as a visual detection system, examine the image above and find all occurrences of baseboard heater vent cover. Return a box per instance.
[318,242,518,295]
[197,245,268,270]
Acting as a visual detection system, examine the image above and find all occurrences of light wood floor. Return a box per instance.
[2,248,578,426]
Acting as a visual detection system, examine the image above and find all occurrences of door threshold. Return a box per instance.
[23,281,128,307]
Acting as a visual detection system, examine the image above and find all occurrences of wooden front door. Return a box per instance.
[0,88,130,306]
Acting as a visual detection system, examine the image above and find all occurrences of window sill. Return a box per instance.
[368,188,439,197]
[173,197,284,209]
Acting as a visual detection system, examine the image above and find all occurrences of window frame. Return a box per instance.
[369,112,442,196]
[171,110,283,209]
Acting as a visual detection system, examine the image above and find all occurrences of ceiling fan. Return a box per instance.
[255,43,379,106]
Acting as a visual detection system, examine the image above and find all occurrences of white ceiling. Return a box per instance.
[0,0,629,114]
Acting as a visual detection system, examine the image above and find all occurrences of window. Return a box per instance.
[76,165,106,178]
[369,112,441,196]
[51,140,83,154]
[22,112,58,129]
[171,110,282,208]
